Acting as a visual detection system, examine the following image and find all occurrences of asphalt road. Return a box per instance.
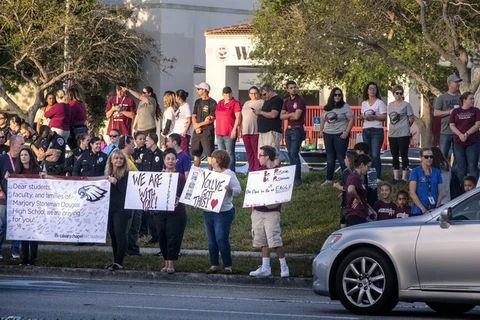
[1,275,479,320]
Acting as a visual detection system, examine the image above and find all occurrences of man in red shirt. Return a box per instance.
[215,86,242,171]
[105,82,136,135]
[280,80,306,186]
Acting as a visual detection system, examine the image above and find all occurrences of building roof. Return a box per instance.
[205,23,253,36]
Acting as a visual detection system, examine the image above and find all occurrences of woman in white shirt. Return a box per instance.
[359,82,387,180]
[203,150,241,275]
[173,89,193,154]
[161,91,177,139]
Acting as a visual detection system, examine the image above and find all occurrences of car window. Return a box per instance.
[235,151,247,162]
[451,192,480,221]
[279,151,289,163]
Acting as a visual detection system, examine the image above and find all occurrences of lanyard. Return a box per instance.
[7,153,15,170]
[116,96,126,106]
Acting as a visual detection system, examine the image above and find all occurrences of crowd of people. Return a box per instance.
[0,80,301,278]
[338,74,479,227]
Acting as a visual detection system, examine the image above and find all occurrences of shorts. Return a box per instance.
[251,209,283,248]
[258,131,281,157]
[191,129,214,157]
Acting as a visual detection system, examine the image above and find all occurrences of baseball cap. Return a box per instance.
[222,86,232,94]
[447,74,462,83]
[195,82,211,91]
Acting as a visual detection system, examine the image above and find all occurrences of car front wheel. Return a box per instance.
[426,302,476,315]
[335,248,398,315]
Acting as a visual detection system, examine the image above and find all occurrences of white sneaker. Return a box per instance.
[11,253,20,259]
[321,180,332,186]
[0,254,3,259]
[249,265,271,277]
[281,265,290,278]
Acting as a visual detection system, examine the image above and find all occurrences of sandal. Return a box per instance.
[160,267,168,272]
[205,267,218,274]
[224,267,232,274]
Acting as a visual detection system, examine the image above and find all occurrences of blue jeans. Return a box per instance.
[439,133,454,160]
[285,128,305,182]
[323,132,348,180]
[0,204,20,255]
[362,128,384,179]
[216,135,236,172]
[453,143,479,181]
[203,207,235,267]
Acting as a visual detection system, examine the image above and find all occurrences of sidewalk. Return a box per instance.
[30,244,316,259]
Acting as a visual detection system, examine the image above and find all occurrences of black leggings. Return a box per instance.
[153,212,187,261]
[21,241,38,263]
[108,209,133,266]
[388,136,410,170]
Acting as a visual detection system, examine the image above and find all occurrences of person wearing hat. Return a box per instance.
[433,74,462,159]
[191,82,216,170]
[215,86,242,171]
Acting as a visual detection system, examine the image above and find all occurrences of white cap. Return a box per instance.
[195,82,211,91]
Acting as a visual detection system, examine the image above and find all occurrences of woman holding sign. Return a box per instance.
[14,148,41,265]
[203,150,241,275]
[105,149,132,271]
[151,148,187,274]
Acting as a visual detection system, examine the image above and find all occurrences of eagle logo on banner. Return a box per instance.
[78,185,108,202]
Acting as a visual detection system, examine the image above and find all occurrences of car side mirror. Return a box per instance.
[439,208,451,229]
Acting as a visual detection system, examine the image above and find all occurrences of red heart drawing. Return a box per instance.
[211,199,219,209]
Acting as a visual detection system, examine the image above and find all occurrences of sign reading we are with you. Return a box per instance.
[179,166,230,213]
[125,171,178,211]
[243,165,295,208]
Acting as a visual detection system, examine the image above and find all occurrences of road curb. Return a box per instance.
[0,265,313,288]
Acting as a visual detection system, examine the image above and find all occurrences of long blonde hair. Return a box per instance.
[163,91,178,112]
[105,149,129,180]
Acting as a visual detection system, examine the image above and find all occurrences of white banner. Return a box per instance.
[125,171,179,211]
[7,176,111,243]
[179,166,230,213]
[243,165,295,208]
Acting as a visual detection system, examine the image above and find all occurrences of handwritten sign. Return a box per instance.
[7,176,110,243]
[179,166,230,213]
[243,165,295,208]
[125,171,178,211]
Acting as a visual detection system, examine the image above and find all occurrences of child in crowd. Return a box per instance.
[334,150,357,228]
[464,176,477,192]
[373,182,397,220]
[394,190,411,218]
[354,142,378,206]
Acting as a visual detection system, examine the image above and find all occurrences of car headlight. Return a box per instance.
[321,233,342,251]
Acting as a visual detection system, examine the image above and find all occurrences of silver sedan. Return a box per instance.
[312,188,480,315]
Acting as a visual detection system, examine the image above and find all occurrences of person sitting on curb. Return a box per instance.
[249,145,290,278]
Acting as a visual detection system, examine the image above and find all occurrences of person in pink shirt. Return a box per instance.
[67,87,87,149]
[215,86,242,171]
[44,89,71,141]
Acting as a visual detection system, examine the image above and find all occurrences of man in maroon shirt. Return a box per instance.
[105,82,136,135]
[280,80,306,186]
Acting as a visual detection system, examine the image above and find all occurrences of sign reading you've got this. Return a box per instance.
[7,176,110,243]
[125,171,179,211]
[243,165,295,208]
[179,166,230,213]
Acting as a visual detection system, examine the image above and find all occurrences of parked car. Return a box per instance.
[312,188,480,316]
[380,147,422,171]
[201,144,311,173]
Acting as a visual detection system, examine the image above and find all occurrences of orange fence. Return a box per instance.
[283,106,388,150]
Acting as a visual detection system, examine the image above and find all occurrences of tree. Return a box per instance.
[251,0,480,145]
[0,0,175,125]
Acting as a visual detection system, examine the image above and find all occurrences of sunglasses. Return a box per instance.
[422,155,433,159]
[109,134,119,138]
[394,92,403,95]
[258,154,267,157]
[262,93,267,97]
[333,93,342,97]
[0,136,5,139]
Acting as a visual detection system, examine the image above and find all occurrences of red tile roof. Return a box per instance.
[205,23,253,36]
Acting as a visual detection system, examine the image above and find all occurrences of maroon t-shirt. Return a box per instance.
[449,107,480,146]
[373,200,397,220]
[344,171,368,219]
[69,100,87,126]
[395,206,411,218]
[105,95,136,135]
[44,102,71,130]
[282,95,306,126]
